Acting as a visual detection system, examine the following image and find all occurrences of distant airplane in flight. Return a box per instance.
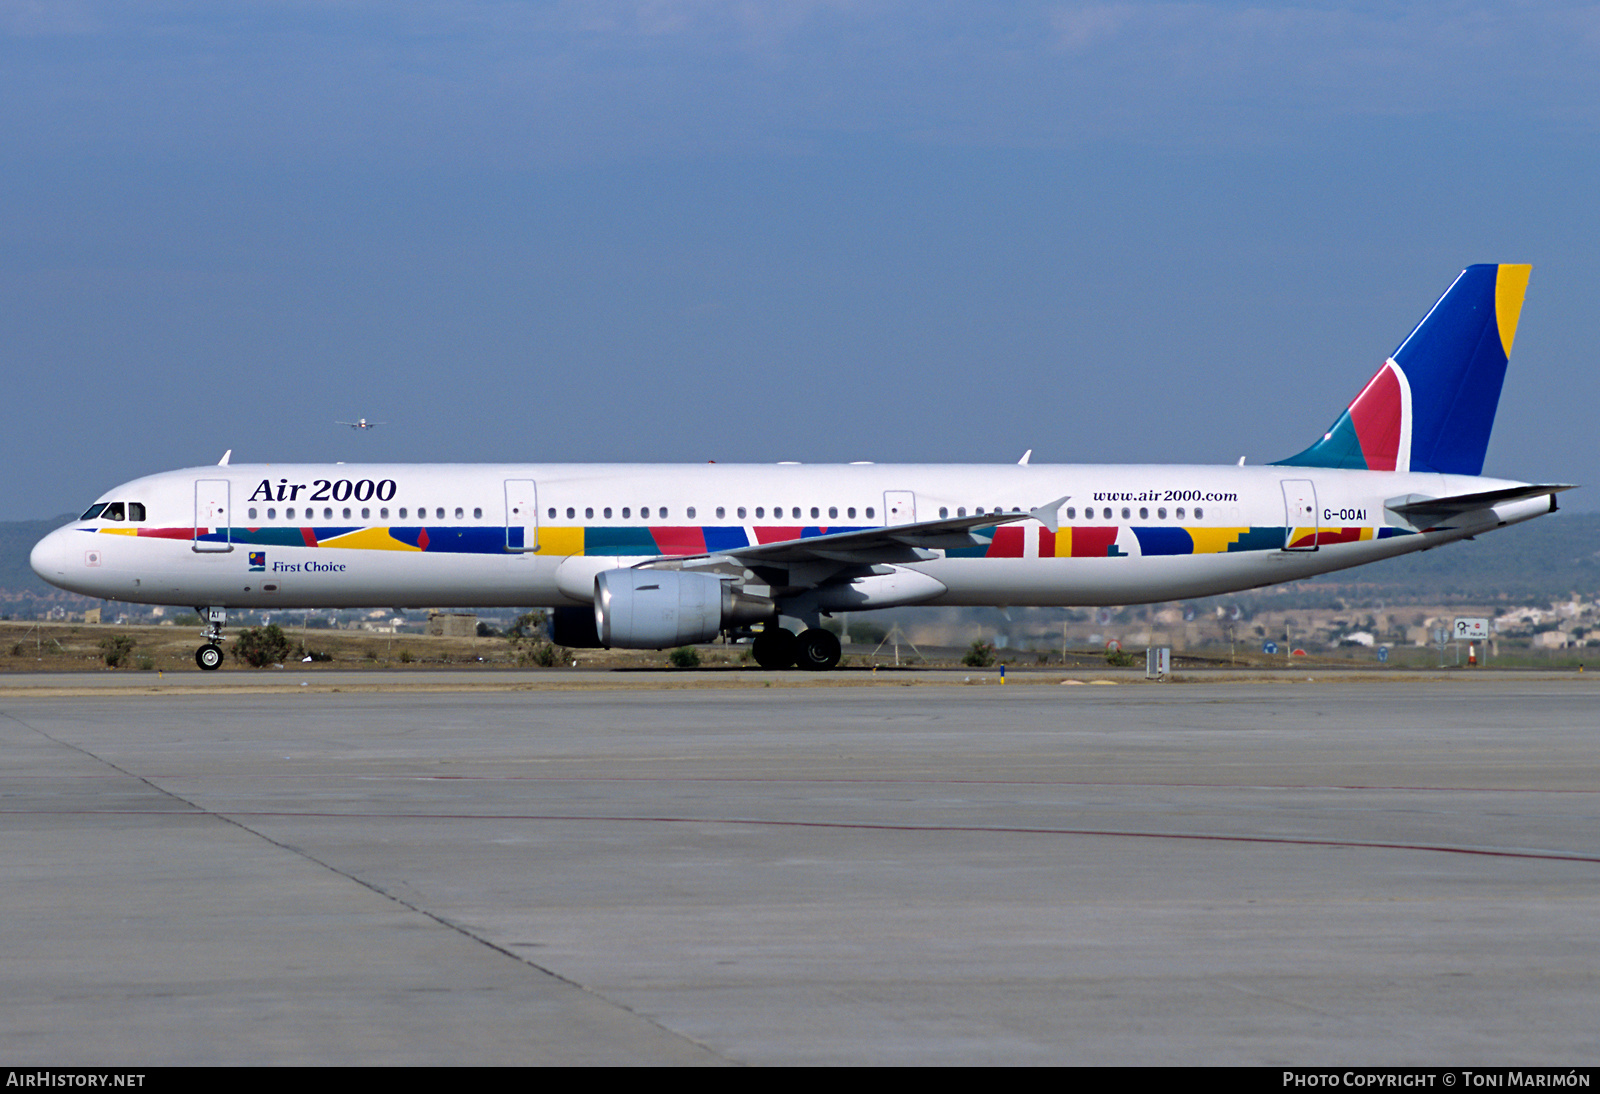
[338,419,385,430]
[33,265,1569,671]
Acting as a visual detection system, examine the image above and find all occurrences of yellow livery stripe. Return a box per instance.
[533,526,584,556]
[317,527,423,552]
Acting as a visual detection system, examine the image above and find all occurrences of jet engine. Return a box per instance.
[593,569,773,649]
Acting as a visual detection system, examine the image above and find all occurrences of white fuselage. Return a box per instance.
[29,461,1553,612]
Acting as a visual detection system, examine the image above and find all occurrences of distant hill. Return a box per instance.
[0,517,74,595]
[2,508,1594,616]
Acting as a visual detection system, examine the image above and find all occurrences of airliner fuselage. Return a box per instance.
[27,461,1555,613]
[27,264,1572,669]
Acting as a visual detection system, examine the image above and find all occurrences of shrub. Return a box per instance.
[517,640,568,668]
[99,635,136,668]
[961,640,996,668]
[669,645,701,669]
[505,610,548,642]
[507,611,567,666]
[233,624,293,668]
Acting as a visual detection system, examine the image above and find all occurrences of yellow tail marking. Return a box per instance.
[1495,264,1532,357]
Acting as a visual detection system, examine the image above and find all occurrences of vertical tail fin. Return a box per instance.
[1276,264,1530,476]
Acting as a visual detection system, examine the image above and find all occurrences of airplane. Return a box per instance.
[338,418,385,430]
[31,264,1571,671]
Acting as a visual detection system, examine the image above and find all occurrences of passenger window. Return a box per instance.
[325,508,334,519]
[267,508,276,519]
[939,507,948,518]
[687,507,696,519]
[381,508,389,519]
[1121,507,1131,520]
[547,508,556,520]
[1139,507,1148,520]
[1157,507,1167,519]
[604,507,612,519]
[1065,507,1075,520]
[436,508,444,520]
[1176,507,1184,519]
[829,507,838,519]
[623,507,631,519]
[397,508,406,519]
[756,507,765,519]
[848,507,856,519]
[716,507,725,520]
[585,507,593,519]
[811,507,820,519]
[737,507,747,519]
[566,507,575,519]
[361,508,370,519]
[287,507,296,519]
[128,502,146,522]
[793,507,801,519]
[866,507,875,518]
[474,507,482,519]
[1103,508,1112,520]
[957,507,966,517]
[248,508,258,520]
[1195,507,1204,519]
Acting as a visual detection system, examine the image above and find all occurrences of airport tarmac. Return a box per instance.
[1,672,1596,1064]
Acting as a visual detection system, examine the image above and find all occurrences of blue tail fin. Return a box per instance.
[1276,264,1530,475]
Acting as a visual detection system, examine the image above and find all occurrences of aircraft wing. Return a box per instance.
[1385,484,1575,528]
[650,498,1069,570]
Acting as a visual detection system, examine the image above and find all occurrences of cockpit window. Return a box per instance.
[80,503,108,521]
[103,502,126,521]
[128,502,146,522]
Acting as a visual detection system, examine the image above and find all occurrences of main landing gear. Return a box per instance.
[751,626,842,671]
[195,607,226,671]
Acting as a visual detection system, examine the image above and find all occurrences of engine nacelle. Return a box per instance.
[594,569,773,649]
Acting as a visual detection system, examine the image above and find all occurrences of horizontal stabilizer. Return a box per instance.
[1385,484,1574,527]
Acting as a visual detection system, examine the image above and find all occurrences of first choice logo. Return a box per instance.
[269,560,348,573]
[248,478,397,503]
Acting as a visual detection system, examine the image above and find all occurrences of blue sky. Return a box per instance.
[3,2,1596,519]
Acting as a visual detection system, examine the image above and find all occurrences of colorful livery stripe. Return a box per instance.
[96,522,1412,558]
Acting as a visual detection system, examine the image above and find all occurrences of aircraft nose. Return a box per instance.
[30,527,75,585]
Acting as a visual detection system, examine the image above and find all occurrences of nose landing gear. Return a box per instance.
[195,607,227,671]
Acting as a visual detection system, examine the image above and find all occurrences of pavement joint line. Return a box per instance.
[0,708,740,1066]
